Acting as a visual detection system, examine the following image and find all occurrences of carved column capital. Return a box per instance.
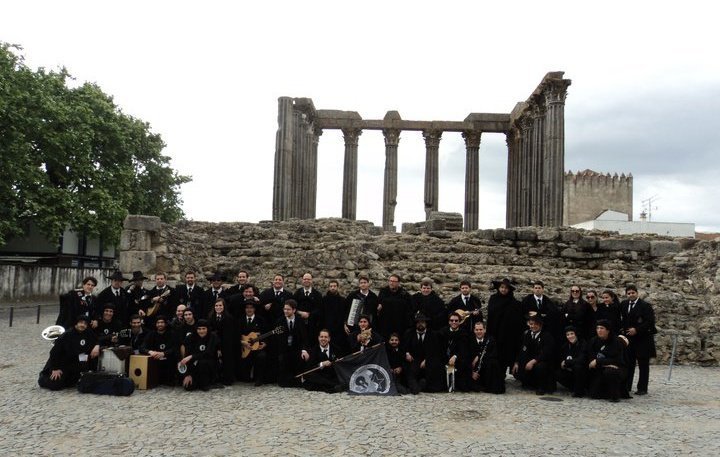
[544,80,571,105]
[462,130,482,149]
[382,128,401,146]
[342,128,362,146]
[422,129,442,148]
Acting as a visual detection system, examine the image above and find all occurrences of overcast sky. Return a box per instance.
[3,0,718,232]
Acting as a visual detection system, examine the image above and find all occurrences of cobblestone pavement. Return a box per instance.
[1,310,719,456]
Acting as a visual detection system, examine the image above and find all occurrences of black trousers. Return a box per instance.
[514,360,555,392]
[38,369,80,391]
[183,359,217,391]
[589,366,626,400]
[556,366,587,395]
[626,346,650,392]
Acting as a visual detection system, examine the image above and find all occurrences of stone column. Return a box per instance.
[505,129,517,228]
[382,129,400,231]
[531,102,545,226]
[422,130,442,219]
[309,127,322,219]
[341,128,362,220]
[518,116,533,227]
[290,110,304,219]
[462,130,481,231]
[273,97,294,221]
[543,79,570,226]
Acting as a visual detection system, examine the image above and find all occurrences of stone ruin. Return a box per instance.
[120,215,720,366]
[272,72,572,231]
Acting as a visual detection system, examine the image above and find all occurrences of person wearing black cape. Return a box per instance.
[208,298,238,386]
[485,278,524,375]
[402,312,445,394]
[39,315,100,390]
[467,320,505,393]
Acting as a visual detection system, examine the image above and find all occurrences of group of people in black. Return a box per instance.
[40,269,657,402]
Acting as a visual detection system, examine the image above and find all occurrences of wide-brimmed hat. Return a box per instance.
[527,314,543,325]
[130,271,148,281]
[106,271,127,281]
[414,311,430,322]
[207,272,224,282]
[491,278,516,291]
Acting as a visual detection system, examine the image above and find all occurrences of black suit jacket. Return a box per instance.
[176,284,205,313]
[516,329,555,365]
[259,288,293,326]
[276,317,309,354]
[620,298,657,358]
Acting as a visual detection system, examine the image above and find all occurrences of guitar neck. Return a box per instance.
[255,328,281,341]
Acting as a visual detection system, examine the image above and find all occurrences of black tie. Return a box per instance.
[418,333,424,344]
[323,348,328,358]
[213,291,218,301]
[537,298,542,307]
[305,290,310,297]
[115,290,119,297]
[464,296,469,306]
[248,318,252,325]
[629,301,635,312]
[276,291,281,298]
[289,320,294,331]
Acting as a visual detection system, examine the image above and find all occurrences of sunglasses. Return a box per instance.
[571,289,581,293]
[586,295,596,299]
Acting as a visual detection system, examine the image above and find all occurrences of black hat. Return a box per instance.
[207,272,224,282]
[196,319,210,328]
[414,311,430,322]
[596,319,612,330]
[75,314,91,324]
[102,303,115,311]
[155,315,168,323]
[564,325,577,334]
[130,271,148,281]
[527,314,543,325]
[491,278,516,291]
[106,271,127,281]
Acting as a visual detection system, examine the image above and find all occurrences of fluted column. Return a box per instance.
[531,102,545,225]
[273,97,294,221]
[544,79,570,226]
[422,130,442,219]
[462,130,481,231]
[341,128,362,220]
[309,127,322,219]
[382,129,400,231]
[518,116,533,226]
[505,129,519,228]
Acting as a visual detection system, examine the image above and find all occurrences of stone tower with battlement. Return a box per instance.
[563,169,633,226]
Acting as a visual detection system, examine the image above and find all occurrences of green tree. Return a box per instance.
[0,43,190,246]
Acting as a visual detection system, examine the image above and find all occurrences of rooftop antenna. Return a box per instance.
[641,195,660,221]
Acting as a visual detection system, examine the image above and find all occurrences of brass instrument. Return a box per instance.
[146,289,171,317]
[42,325,65,342]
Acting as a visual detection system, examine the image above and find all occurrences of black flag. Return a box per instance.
[333,344,398,395]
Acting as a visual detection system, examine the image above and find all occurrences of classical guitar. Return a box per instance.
[241,326,284,358]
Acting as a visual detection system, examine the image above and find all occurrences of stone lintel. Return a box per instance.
[314,118,509,133]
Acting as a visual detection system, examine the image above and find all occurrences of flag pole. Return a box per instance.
[294,343,384,378]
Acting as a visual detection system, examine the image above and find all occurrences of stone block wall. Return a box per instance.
[564,170,633,225]
[119,215,720,366]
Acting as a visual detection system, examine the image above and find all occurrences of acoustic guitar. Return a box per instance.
[241,326,284,358]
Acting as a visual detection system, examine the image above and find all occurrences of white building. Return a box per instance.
[572,210,695,238]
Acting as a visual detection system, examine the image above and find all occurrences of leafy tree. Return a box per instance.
[0,43,191,246]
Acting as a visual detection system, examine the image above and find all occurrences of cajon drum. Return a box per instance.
[129,355,159,390]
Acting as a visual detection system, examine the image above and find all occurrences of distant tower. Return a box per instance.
[563,169,633,226]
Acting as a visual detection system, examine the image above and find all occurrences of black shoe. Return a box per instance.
[535,389,546,396]
[572,392,584,398]
[609,397,620,403]
[254,381,264,387]
[634,390,648,396]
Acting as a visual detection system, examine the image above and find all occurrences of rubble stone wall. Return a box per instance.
[119,215,720,366]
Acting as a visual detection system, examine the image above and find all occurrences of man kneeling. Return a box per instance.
[39,315,100,391]
[178,320,220,391]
